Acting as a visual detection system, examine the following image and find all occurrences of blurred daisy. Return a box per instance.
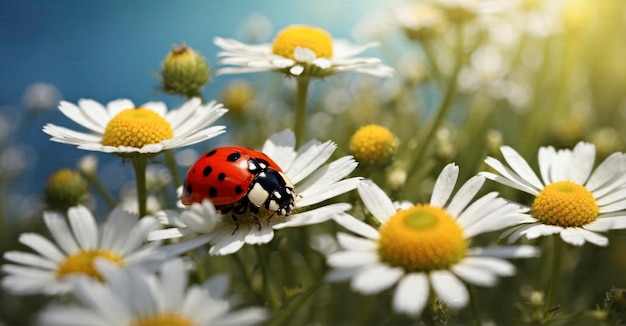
[38,258,267,326]
[2,206,164,295]
[43,97,227,156]
[395,3,446,41]
[326,164,538,316]
[150,129,359,256]
[481,142,626,246]
[214,24,393,78]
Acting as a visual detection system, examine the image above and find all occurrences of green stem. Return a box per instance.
[232,251,260,299]
[422,40,444,85]
[294,76,311,149]
[268,278,324,326]
[254,245,280,312]
[545,235,564,314]
[468,285,483,326]
[81,172,116,209]
[131,156,148,217]
[164,149,182,189]
[406,24,464,180]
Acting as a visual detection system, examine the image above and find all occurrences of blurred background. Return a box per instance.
[2,0,626,324]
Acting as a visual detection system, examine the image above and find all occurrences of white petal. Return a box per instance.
[500,146,544,190]
[119,217,159,255]
[327,251,379,268]
[451,263,498,287]
[586,153,625,192]
[522,224,563,239]
[244,225,274,245]
[209,225,248,256]
[289,65,304,75]
[430,163,459,208]
[68,206,99,249]
[430,270,469,309]
[18,233,65,262]
[106,99,134,117]
[569,142,595,184]
[585,215,626,231]
[261,130,296,169]
[3,251,57,270]
[351,263,404,294]
[538,146,556,185]
[43,211,79,254]
[147,227,194,241]
[576,228,608,246]
[392,273,429,317]
[559,228,585,246]
[336,232,377,251]
[287,141,336,184]
[159,259,187,311]
[326,267,362,282]
[468,245,540,259]
[481,158,540,195]
[213,307,268,326]
[332,212,380,240]
[296,178,360,207]
[158,235,212,258]
[357,180,395,224]
[273,203,350,229]
[446,175,485,217]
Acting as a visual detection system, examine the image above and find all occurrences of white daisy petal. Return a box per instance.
[522,224,564,239]
[357,180,396,224]
[446,175,485,217]
[468,245,540,259]
[326,267,363,282]
[451,263,498,287]
[538,146,556,185]
[4,251,57,270]
[430,163,459,208]
[336,232,378,251]
[68,206,99,249]
[327,251,379,268]
[273,203,350,229]
[585,215,626,231]
[430,270,469,309]
[244,225,274,245]
[569,142,595,184]
[559,228,586,246]
[209,226,248,256]
[392,273,429,317]
[459,257,516,276]
[482,158,540,195]
[332,213,380,240]
[351,263,404,295]
[586,152,625,192]
[18,233,65,261]
[43,211,80,254]
[575,228,608,246]
[500,146,544,190]
[261,130,296,169]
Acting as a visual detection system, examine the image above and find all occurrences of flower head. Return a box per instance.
[349,124,398,168]
[395,3,446,41]
[481,142,626,246]
[149,129,360,256]
[214,24,393,78]
[325,164,538,316]
[2,206,165,295]
[158,44,211,98]
[38,258,267,326]
[43,98,227,157]
[44,168,89,211]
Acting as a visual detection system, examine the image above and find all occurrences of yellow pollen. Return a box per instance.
[102,108,173,148]
[377,204,467,272]
[56,249,123,281]
[350,124,398,167]
[272,25,333,60]
[532,181,598,227]
[131,313,194,326]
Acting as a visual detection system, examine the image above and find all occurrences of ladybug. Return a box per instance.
[182,146,297,220]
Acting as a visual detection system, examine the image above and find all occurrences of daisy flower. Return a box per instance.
[2,206,165,295]
[38,258,267,326]
[481,141,626,246]
[214,24,394,78]
[149,129,359,256]
[42,97,227,155]
[326,164,538,316]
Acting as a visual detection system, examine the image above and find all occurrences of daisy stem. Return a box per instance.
[131,156,148,218]
[545,235,563,315]
[255,245,281,311]
[164,149,182,189]
[406,24,463,182]
[268,277,324,326]
[80,171,116,209]
[468,285,483,326]
[294,76,311,149]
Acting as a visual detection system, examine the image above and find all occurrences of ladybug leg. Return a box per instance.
[248,205,262,231]
[266,211,277,226]
[230,214,240,235]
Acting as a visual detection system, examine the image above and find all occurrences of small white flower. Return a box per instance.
[2,206,165,295]
[481,141,626,246]
[43,97,227,155]
[38,258,267,326]
[214,24,393,78]
[326,164,538,316]
[150,129,360,256]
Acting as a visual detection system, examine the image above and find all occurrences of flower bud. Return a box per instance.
[350,124,399,168]
[159,44,210,98]
[44,168,89,211]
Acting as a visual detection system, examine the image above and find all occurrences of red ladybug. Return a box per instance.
[182,146,297,218]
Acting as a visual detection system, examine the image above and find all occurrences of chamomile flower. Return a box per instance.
[38,258,267,326]
[214,24,393,78]
[42,97,227,156]
[481,142,626,246]
[326,164,538,316]
[2,206,164,295]
[149,129,360,256]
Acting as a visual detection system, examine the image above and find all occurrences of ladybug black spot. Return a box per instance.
[235,185,243,194]
[186,183,192,195]
[203,165,212,177]
[227,152,241,162]
[218,172,226,181]
[256,158,269,169]
[209,187,218,198]
[206,149,217,157]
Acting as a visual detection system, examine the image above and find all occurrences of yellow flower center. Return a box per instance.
[56,249,123,281]
[272,25,333,60]
[131,313,194,326]
[102,108,173,148]
[377,204,467,272]
[350,124,398,167]
[532,181,598,227]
